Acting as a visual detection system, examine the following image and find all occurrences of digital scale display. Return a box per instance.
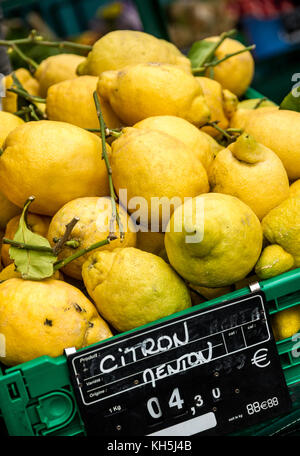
[67,291,291,436]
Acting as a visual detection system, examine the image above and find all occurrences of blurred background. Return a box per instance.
[0,0,299,103]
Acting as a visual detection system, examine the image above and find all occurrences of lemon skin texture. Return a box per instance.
[47,197,137,280]
[46,75,122,130]
[204,36,255,97]
[77,30,191,76]
[35,53,85,97]
[209,133,290,220]
[0,120,110,216]
[0,278,113,366]
[165,193,263,287]
[97,63,210,127]
[110,127,209,226]
[82,247,191,333]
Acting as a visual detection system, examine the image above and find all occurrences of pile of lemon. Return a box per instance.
[0,30,299,367]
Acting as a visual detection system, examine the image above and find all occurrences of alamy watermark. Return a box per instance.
[291,73,300,98]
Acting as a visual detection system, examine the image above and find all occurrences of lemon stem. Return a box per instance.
[192,44,255,75]
[203,121,233,140]
[9,43,39,71]
[2,238,54,253]
[93,90,124,241]
[0,29,92,53]
[52,217,80,255]
[53,238,111,271]
[7,86,46,104]
[253,97,267,109]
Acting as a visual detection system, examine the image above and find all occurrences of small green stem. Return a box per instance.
[254,97,267,109]
[203,121,233,140]
[93,91,124,240]
[53,238,110,271]
[3,238,54,253]
[0,30,92,53]
[10,43,39,71]
[52,216,80,255]
[7,87,46,104]
[192,44,255,75]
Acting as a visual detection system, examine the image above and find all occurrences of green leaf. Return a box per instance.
[279,90,300,112]
[9,197,57,280]
[188,40,217,71]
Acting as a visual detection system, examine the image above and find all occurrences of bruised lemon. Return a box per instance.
[0,278,112,366]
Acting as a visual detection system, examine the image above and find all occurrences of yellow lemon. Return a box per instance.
[209,133,290,220]
[35,53,85,97]
[165,193,263,287]
[0,120,110,216]
[0,278,112,366]
[1,212,51,267]
[290,180,300,198]
[231,109,300,181]
[204,36,255,96]
[271,306,300,341]
[237,99,277,110]
[82,247,191,332]
[77,30,191,76]
[196,77,238,137]
[0,111,24,147]
[46,75,122,130]
[2,68,41,113]
[110,127,209,226]
[47,197,137,280]
[255,245,295,280]
[97,63,210,127]
[230,106,278,132]
[133,115,214,171]
[262,196,300,267]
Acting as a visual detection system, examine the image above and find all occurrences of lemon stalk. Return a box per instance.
[203,121,242,141]
[93,91,124,240]
[0,29,92,53]
[192,43,255,75]
[2,238,54,253]
[7,86,46,104]
[52,217,80,255]
[8,43,39,71]
[53,238,110,271]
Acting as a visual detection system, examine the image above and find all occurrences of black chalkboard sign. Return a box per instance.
[66,291,291,436]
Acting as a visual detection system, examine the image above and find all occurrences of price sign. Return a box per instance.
[66,291,291,436]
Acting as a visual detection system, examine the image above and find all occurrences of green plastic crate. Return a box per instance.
[1,267,300,437]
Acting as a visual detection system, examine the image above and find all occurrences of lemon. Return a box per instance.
[46,75,122,130]
[0,111,24,147]
[230,106,278,132]
[290,180,300,198]
[97,63,210,127]
[2,68,41,113]
[196,77,238,137]
[0,263,63,281]
[77,30,191,76]
[133,115,214,171]
[0,120,110,216]
[35,53,85,97]
[271,306,300,341]
[255,245,295,280]
[165,193,263,287]
[47,197,137,280]
[1,212,51,267]
[0,278,112,366]
[231,109,300,181]
[262,196,300,267]
[237,99,277,110]
[209,133,290,219]
[111,127,209,226]
[82,247,191,332]
[205,36,254,96]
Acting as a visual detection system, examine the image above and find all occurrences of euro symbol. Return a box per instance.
[251,348,270,368]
